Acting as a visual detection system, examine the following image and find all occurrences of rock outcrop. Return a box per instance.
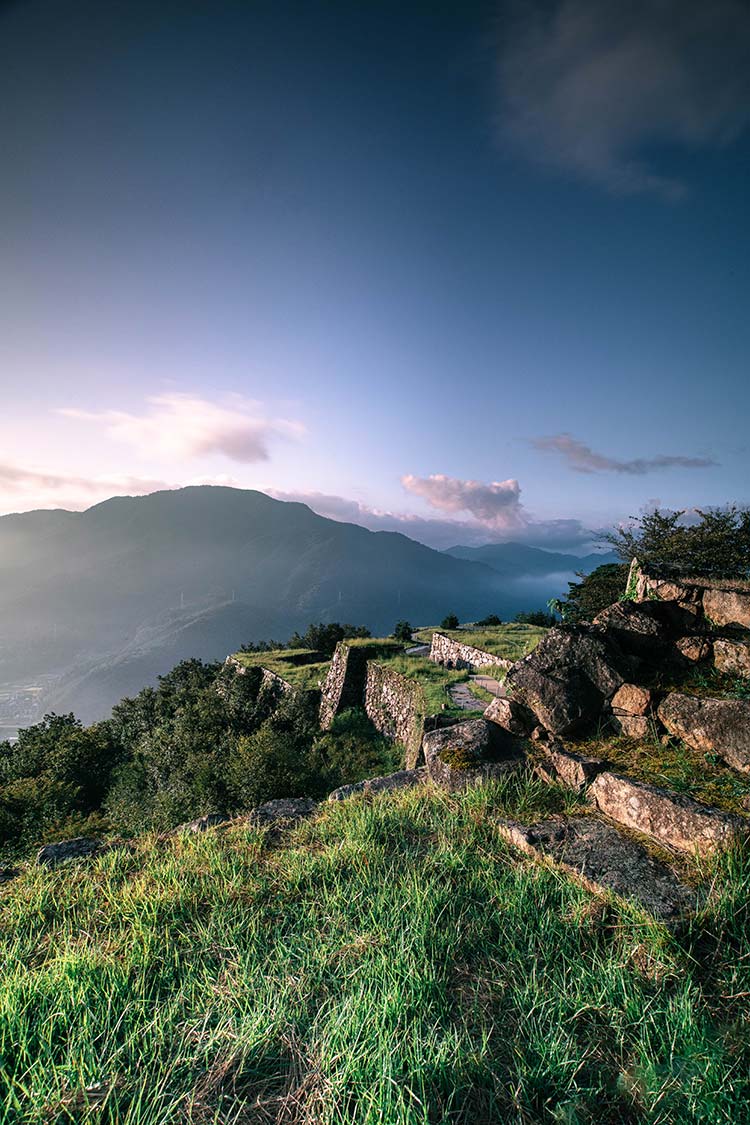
[247,797,318,829]
[36,837,103,868]
[505,626,626,735]
[328,767,427,801]
[589,771,746,853]
[175,813,229,834]
[533,743,605,793]
[714,638,750,679]
[610,682,654,738]
[422,719,525,789]
[657,693,750,773]
[497,815,696,923]
[484,696,534,736]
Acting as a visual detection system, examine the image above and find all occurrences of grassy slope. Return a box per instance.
[2,776,749,1124]
[414,624,547,661]
[232,650,331,691]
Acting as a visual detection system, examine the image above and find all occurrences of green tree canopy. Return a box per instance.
[603,506,750,579]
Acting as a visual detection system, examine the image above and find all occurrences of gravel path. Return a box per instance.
[448,675,505,711]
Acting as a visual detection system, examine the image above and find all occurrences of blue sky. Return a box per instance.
[1,0,748,550]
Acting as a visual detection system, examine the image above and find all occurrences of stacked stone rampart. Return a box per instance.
[629,558,750,629]
[319,641,402,729]
[364,661,426,769]
[429,632,513,673]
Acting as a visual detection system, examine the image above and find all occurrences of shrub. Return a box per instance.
[475,613,503,626]
[310,709,400,790]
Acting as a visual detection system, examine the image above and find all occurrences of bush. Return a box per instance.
[441,614,459,630]
[310,710,400,791]
[475,614,502,627]
[225,694,321,809]
[0,715,121,855]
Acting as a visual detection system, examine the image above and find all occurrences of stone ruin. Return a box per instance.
[24,560,750,925]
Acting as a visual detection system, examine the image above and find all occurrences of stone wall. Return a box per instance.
[364,662,426,769]
[629,558,750,630]
[429,631,513,673]
[319,641,401,729]
[224,655,318,705]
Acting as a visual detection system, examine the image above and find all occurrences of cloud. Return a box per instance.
[400,474,524,528]
[272,484,598,553]
[532,433,718,474]
[0,462,171,515]
[496,0,750,196]
[59,393,304,464]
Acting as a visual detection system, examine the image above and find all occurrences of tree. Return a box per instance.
[514,609,557,627]
[393,620,414,642]
[441,614,459,630]
[287,622,371,656]
[557,564,630,623]
[475,614,502,627]
[603,506,750,579]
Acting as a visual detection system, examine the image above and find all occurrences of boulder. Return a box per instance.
[534,743,605,792]
[589,771,746,853]
[422,719,525,789]
[714,638,750,679]
[247,797,318,829]
[36,837,102,868]
[328,767,426,801]
[703,588,750,630]
[657,693,750,773]
[497,815,696,923]
[504,626,626,735]
[628,560,703,613]
[611,683,654,738]
[613,715,652,738]
[593,602,668,657]
[175,813,228,834]
[611,683,652,716]
[484,696,534,736]
[0,867,20,884]
[674,636,713,664]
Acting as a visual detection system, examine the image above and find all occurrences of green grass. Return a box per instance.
[571,731,750,817]
[414,623,547,662]
[374,652,472,716]
[232,649,331,691]
[2,774,750,1123]
[342,637,406,651]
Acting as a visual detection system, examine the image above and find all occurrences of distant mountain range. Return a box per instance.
[444,542,618,576]
[0,487,615,723]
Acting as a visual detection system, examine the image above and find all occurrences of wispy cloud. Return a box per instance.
[496,0,750,197]
[532,433,718,474]
[273,482,598,552]
[0,462,171,515]
[59,393,305,464]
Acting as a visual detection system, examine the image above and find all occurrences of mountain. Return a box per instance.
[444,542,619,576]
[0,486,565,724]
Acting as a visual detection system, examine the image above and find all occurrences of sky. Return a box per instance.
[1,0,749,551]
